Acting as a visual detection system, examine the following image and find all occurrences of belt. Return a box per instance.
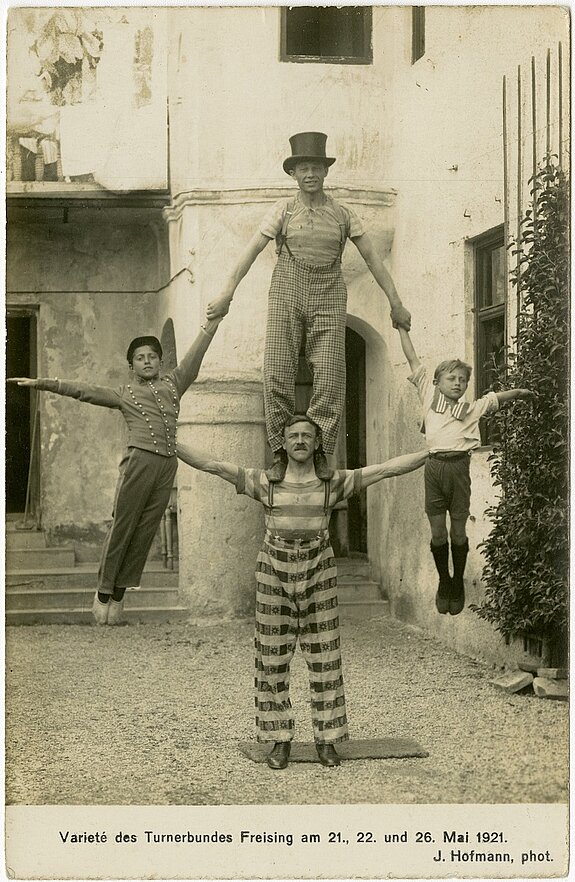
[429,451,470,461]
[265,530,328,548]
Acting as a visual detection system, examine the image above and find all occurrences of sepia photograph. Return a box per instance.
[4,3,570,879]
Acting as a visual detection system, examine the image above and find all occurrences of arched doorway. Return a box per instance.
[295,325,367,557]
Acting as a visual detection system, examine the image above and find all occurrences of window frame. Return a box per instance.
[280,7,373,66]
[411,7,425,64]
[473,225,507,444]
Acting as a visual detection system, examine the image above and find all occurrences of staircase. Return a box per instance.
[5,527,188,625]
[335,557,389,621]
[5,529,387,625]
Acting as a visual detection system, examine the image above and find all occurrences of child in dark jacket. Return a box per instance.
[8,316,221,624]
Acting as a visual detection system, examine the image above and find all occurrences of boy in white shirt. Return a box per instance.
[398,327,533,616]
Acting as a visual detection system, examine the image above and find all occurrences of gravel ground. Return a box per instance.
[5,615,568,805]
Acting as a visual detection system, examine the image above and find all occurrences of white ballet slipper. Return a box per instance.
[92,593,109,625]
[107,597,126,626]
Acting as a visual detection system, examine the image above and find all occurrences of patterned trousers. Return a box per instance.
[264,253,347,454]
[98,448,177,593]
[254,532,349,744]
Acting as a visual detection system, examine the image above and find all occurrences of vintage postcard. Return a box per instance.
[4,2,570,880]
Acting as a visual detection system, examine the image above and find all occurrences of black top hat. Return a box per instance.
[127,335,163,363]
[282,132,336,175]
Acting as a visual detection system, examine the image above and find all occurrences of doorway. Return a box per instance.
[6,311,39,519]
[295,325,367,556]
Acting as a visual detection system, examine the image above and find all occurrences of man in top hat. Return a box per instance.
[207,132,411,483]
[9,316,222,625]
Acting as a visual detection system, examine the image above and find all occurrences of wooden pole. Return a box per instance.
[516,65,522,342]
[546,48,551,158]
[558,42,563,168]
[531,56,537,229]
[503,75,510,333]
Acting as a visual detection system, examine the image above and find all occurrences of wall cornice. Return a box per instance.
[164,186,397,223]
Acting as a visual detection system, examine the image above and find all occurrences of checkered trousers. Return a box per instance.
[264,253,347,454]
[254,532,349,744]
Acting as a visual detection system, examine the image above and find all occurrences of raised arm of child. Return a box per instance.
[397,326,421,374]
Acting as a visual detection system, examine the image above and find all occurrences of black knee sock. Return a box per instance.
[97,592,110,604]
[112,587,126,602]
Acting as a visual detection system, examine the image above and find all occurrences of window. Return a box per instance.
[411,7,425,64]
[474,226,506,443]
[281,7,372,65]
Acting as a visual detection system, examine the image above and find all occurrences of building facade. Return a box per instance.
[6,6,569,658]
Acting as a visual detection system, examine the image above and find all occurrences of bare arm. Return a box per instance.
[358,450,428,490]
[351,233,411,330]
[206,232,271,318]
[495,388,535,405]
[177,442,239,485]
[397,327,421,373]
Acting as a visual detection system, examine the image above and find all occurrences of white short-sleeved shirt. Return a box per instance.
[259,193,364,265]
[409,364,499,453]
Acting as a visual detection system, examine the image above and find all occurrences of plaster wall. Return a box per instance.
[167,6,397,192]
[7,208,165,555]
[378,6,569,662]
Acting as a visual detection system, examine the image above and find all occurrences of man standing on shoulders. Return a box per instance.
[178,415,427,769]
[206,132,411,482]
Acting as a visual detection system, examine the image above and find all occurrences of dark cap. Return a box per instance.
[127,336,163,363]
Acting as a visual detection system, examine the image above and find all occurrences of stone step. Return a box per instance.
[5,586,181,612]
[335,557,371,579]
[337,580,382,602]
[6,547,77,569]
[5,528,48,549]
[5,563,179,590]
[6,606,190,627]
[339,599,390,621]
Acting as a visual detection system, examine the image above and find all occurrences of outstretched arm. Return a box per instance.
[177,442,239,485]
[495,389,535,405]
[7,377,120,408]
[206,232,271,319]
[351,233,411,330]
[397,327,421,373]
[7,378,38,387]
[358,450,428,490]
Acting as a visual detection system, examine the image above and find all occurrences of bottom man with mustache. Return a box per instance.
[178,415,427,770]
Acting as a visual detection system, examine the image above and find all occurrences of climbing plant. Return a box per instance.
[471,159,569,650]
[28,9,103,105]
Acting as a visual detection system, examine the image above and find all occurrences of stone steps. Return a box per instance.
[5,543,386,624]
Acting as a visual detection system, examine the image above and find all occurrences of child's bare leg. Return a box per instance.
[427,514,450,614]
[428,513,448,546]
[449,515,468,546]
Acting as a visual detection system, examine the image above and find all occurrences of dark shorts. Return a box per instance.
[424,454,471,519]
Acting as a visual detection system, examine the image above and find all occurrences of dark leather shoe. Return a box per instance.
[314,450,334,481]
[266,450,288,483]
[448,577,465,616]
[266,741,291,770]
[435,577,451,615]
[316,743,341,767]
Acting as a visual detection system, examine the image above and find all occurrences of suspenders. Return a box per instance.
[276,197,349,260]
[267,478,331,540]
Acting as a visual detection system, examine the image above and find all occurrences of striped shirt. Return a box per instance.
[235,468,362,539]
[259,194,364,265]
[409,364,499,453]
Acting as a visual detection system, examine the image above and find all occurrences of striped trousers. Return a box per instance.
[254,531,349,744]
[264,253,347,455]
